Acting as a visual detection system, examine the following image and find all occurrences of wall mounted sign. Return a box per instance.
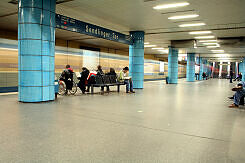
[56,14,132,45]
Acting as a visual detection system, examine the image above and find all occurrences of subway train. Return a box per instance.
[0,38,186,92]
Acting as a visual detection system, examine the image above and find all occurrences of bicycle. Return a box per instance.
[58,80,78,95]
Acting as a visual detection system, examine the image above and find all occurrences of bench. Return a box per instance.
[90,75,125,94]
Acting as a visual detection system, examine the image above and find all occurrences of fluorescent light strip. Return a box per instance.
[144,42,150,45]
[194,36,215,39]
[211,50,224,53]
[189,31,212,35]
[202,43,219,45]
[198,40,218,43]
[207,45,220,48]
[0,47,18,51]
[158,50,169,53]
[144,45,157,48]
[153,2,189,10]
[179,23,206,27]
[168,14,199,20]
[152,47,165,50]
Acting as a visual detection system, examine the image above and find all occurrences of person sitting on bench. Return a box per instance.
[229,81,245,108]
[106,68,117,77]
[78,67,90,94]
[96,65,105,91]
[118,67,135,93]
[234,72,242,81]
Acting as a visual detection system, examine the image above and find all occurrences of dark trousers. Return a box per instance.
[230,77,233,83]
[78,80,86,93]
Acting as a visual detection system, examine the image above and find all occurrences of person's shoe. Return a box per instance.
[130,91,135,93]
[82,91,85,94]
[126,91,130,93]
[229,104,239,108]
[228,97,234,99]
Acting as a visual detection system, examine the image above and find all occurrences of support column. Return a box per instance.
[227,62,231,77]
[168,47,178,84]
[129,31,144,89]
[235,62,239,78]
[212,62,215,78]
[219,62,223,78]
[199,57,203,80]
[242,59,245,82]
[203,59,207,74]
[18,0,56,102]
[186,53,195,82]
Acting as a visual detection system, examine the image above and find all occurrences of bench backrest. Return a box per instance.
[95,75,104,84]
[109,75,117,84]
[103,75,111,84]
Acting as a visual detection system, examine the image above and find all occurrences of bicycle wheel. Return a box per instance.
[58,80,66,95]
[69,81,77,95]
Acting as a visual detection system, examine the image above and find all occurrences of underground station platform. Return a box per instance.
[1,0,245,162]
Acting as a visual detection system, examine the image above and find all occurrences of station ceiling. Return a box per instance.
[0,0,245,61]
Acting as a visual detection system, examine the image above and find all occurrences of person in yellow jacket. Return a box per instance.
[118,67,135,93]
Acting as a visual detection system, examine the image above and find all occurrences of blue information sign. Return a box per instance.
[56,14,132,45]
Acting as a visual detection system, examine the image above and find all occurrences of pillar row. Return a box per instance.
[199,57,203,80]
[168,47,178,84]
[129,31,145,89]
[18,0,56,102]
[186,53,195,82]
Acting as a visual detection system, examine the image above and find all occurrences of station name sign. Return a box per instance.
[56,14,132,45]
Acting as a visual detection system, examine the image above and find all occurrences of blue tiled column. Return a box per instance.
[168,47,178,84]
[203,59,207,74]
[199,57,204,80]
[207,62,212,77]
[186,53,195,82]
[18,0,56,102]
[129,31,144,89]
[242,59,245,82]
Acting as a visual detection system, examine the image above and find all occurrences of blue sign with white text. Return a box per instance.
[56,14,132,45]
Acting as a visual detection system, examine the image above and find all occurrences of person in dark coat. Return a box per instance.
[78,67,90,94]
[106,68,117,77]
[96,65,105,91]
[230,69,234,83]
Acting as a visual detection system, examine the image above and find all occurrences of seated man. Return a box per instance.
[229,81,245,108]
[60,65,74,94]
[118,67,135,93]
[234,72,242,81]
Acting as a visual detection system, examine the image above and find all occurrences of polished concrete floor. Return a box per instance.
[0,79,245,163]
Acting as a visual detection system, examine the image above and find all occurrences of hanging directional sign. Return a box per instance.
[56,14,132,45]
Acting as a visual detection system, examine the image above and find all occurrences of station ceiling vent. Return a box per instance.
[9,0,74,5]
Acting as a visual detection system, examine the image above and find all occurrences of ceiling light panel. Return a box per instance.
[179,23,206,27]
[152,48,165,50]
[211,50,225,53]
[198,40,218,43]
[202,43,219,45]
[194,36,215,39]
[168,14,199,20]
[207,45,220,48]
[153,2,189,10]
[144,45,157,48]
[189,31,212,35]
